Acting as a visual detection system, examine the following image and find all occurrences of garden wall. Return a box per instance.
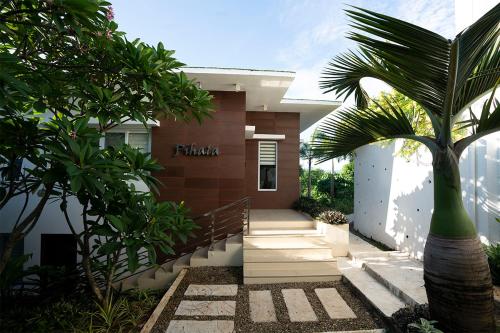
[353,132,499,260]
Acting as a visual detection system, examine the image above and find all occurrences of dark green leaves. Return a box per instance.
[313,97,437,163]
[318,4,499,160]
[454,3,500,101]
[321,6,450,116]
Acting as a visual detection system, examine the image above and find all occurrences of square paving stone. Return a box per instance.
[184,284,238,297]
[315,288,357,319]
[175,300,236,316]
[249,290,277,322]
[282,288,318,322]
[165,320,234,333]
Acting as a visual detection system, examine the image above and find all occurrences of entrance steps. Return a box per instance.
[243,221,341,284]
[339,234,428,318]
[119,233,243,290]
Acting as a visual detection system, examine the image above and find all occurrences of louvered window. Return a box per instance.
[258,141,277,190]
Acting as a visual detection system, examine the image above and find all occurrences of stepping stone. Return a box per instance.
[184,284,238,296]
[166,320,234,333]
[315,288,357,319]
[282,289,318,322]
[249,290,277,322]
[175,300,236,316]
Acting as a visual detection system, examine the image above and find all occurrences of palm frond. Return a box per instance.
[312,99,437,163]
[454,38,500,115]
[455,3,500,98]
[454,87,500,156]
[321,7,450,116]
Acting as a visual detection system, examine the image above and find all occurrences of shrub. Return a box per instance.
[318,210,349,225]
[292,197,324,218]
[484,243,500,285]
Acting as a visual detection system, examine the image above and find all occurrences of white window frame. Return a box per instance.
[101,129,151,152]
[258,141,278,191]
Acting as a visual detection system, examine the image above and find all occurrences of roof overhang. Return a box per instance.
[182,67,341,132]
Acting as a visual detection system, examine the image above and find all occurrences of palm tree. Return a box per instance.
[300,141,314,198]
[313,5,499,332]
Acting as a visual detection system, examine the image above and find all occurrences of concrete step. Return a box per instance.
[137,275,171,290]
[189,247,210,266]
[249,227,320,236]
[338,257,405,318]
[362,257,427,306]
[210,238,226,252]
[244,248,334,263]
[244,275,341,284]
[244,261,340,278]
[243,236,332,249]
[249,220,315,229]
[226,232,243,245]
[172,253,193,272]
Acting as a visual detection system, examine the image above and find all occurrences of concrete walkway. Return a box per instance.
[339,233,427,318]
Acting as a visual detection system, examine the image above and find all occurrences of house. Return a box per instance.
[0,67,341,269]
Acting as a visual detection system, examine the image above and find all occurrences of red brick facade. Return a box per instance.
[152,91,300,215]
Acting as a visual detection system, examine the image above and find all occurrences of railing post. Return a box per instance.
[209,212,215,250]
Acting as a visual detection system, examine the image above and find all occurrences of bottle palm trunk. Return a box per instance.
[424,148,495,332]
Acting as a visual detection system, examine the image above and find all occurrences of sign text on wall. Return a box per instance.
[174,144,219,157]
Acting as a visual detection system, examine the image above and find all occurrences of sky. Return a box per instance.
[111,0,456,171]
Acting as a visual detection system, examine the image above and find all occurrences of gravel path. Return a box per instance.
[151,266,385,333]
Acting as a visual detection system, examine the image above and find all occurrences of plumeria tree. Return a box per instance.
[313,5,499,332]
[0,0,212,305]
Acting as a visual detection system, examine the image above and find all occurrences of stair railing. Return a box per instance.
[111,196,251,284]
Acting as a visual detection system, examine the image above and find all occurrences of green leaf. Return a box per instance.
[97,241,122,255]
[107,215,125,232]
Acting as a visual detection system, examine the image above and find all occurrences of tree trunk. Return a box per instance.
[307,158,312,198]
[424,148,495,332]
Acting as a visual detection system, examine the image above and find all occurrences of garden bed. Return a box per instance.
[0,287,164,332]
[151,266,385,333]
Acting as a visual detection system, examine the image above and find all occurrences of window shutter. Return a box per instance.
[259,142,276,165]
[128,133,149,151]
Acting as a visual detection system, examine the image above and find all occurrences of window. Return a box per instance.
[258,141,277,191]
[104,132,125,148]
[40,234,77,270]
[104,132,149,152]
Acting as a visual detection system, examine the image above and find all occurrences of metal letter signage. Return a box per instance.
[174,144,219,157]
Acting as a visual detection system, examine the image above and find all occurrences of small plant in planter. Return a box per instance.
[408,318,443,333]
[318,210,348,225]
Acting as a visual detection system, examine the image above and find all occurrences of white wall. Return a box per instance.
[354,132,499,260]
